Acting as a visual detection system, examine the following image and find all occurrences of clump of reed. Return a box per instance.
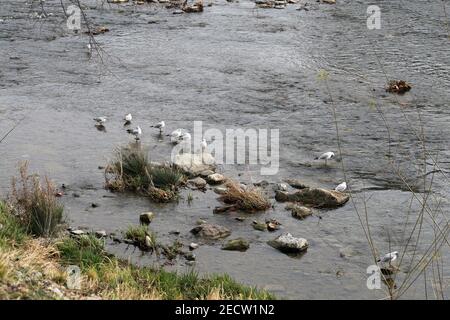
[124,225,157,251]
[218,180,271,212]
[9,162,64,237]
[105,145,185,202]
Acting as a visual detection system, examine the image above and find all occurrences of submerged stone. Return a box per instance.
[222,238,250,252]
[286,203,313,219]
[190,223,231,240]
[275,188,349,208]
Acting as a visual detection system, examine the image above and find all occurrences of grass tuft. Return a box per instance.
[105,145,185,202]
[9,162,64,237]
[124,225,157,251]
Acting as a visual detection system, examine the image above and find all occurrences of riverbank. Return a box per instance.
[0,201,273,300]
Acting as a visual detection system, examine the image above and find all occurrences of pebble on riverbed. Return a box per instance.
[252,220,267,232]
[213,186,228,195]
[184,252,196,261]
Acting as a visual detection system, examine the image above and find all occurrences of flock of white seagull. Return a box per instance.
[93,114,206,148]
[93,114,397,266]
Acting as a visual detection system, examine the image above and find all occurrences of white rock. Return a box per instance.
[189,242,199,250]
[213,186,228,195]
[274,183,288,191]
[174,153,216,175]
[95,230,107,238]
[207,173,226,184]
[269,233,308,253]
[70,229,85,236]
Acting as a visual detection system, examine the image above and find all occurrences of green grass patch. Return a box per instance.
[105,145,185,202]
[0,201,28,248]
[10,162,64,237]
[57,235,274,300]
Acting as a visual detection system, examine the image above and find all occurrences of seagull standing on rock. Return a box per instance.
[377,251,399,264]
[127,126,142,141]
[152,121,165,134]
[315,151,335,165]
[335,181,347,192]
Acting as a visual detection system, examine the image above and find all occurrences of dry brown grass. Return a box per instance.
[9,162,64,237]
[0,238,67,299]
[219,180,271,212]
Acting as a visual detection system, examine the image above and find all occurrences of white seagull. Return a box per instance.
[127,126,142,140]
[180,132,191,142]
[93,117,107,125]
[124,113,132,125]
[169,129,183,144]
[152,121,165,134]
[335,181,347,192]
[377,251,399,264]
[315,151,335,165]
[200,138,207,151]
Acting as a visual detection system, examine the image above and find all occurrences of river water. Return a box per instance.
[1,0,449,299]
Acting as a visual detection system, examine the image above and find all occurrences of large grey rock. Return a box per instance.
[173,153,216,177]
[275,188,349,208]
[268,233,308,254]
[190,223,231,240]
